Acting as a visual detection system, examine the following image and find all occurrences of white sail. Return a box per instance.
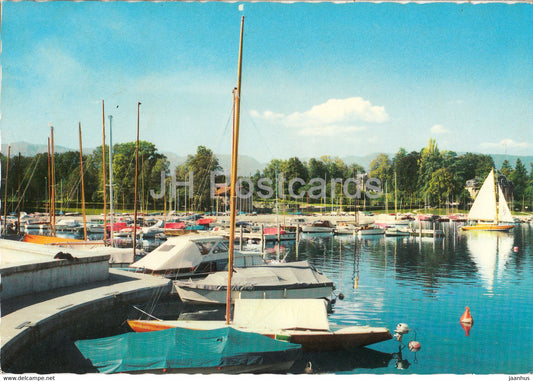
[498,185,514,223]
[467,169,497,222]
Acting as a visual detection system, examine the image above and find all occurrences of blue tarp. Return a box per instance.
[75,326,301,373]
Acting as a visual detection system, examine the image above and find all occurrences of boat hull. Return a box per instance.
[301,227,334,233]
[461,224,514,232]
[127,321,392,352]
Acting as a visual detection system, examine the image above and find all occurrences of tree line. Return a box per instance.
[1,139,532,214]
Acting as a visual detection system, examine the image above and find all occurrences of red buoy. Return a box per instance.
[460,306,473,324]
[513,246,519,253]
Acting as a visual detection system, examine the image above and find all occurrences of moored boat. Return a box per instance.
[129,234,265,278]
[173,261,334,305]
[357,225,385,236]
[127,299,393,352]
[301,220,335,233]
[75,325,301,374]
[461,169,514,232]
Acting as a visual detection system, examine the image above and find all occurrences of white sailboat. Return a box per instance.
[461,169,514,231]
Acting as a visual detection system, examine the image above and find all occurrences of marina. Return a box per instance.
[1,1,532,377]
[1,220,532,374]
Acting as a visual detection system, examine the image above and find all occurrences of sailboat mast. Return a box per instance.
[108,115,115,247]
[3,145,10,236]
[50,126,56,236]
[79,123,88,241]
[47,138,51,228]
[101,100,108,245]
[226,15,244,324]
[493,168,499,225]
[133,102,141,259]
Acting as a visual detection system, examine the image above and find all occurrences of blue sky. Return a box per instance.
[1,1,531,163]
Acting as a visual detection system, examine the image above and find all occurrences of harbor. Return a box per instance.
[1,220,532,374]
[1,1,533,377]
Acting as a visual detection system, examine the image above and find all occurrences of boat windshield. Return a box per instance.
[212,241,228,254]
[194,240,218,255]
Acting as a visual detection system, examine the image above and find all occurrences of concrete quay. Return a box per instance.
[0,240,171,373]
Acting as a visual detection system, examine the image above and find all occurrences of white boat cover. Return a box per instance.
[130,235,219,271]
[176,261,333,289]
[233,299,330,331]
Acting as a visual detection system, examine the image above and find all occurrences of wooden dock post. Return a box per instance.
[261,224,265,252]
[239,224,243,250]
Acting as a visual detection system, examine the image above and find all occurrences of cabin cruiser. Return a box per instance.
[130,235,264,279]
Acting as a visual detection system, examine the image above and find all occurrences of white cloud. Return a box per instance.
[284,97,389,128]
[250,97,388,137]
[480,139,532,149]
[430,124,450,134]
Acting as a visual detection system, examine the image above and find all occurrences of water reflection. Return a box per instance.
[464,231,514,292]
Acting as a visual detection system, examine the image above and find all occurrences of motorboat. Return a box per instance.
[173,261,334,305]
[301,220,335,233]
[129,234,265,279]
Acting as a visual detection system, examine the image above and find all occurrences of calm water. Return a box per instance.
[23,222,533,375]
[284,222,533,375]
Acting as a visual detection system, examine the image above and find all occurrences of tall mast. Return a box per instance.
[493,168,499,225]
[133,102,141,258]
[101,100,108,245]
[47,138,51,229]
[226,15,244,324]
[108,115,115,247]
[79,123,88,240]
[2,145,10,236]
[50,126,56,236]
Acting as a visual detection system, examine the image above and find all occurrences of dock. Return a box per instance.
[0,239,171,372]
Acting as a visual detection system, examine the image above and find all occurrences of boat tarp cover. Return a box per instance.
[75,326,301,373]
[233,299,330,331]
[129,236,203,271]
[176,261,333,290]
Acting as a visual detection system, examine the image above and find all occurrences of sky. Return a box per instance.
[0,1,532,164]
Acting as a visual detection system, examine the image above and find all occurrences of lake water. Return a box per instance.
[284,222,533,375]
[21,222,533,375]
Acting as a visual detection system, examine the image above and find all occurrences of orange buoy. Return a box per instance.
[513,246,519,252]
[460,306,473,324]
[408,341,421,352]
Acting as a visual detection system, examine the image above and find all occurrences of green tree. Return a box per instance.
[509,158,528,209]
[178,146,221,212]
[500,160,513,177]
[426,168,455,206]
[417,139,443,202]
[392,149,420,208]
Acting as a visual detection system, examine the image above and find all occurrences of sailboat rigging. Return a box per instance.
[461,169,514,232]
[226,15,245,324]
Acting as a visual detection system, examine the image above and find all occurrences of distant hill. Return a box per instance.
[1,141,86,156]
[3,141,531,175]
[488,154,533,171]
